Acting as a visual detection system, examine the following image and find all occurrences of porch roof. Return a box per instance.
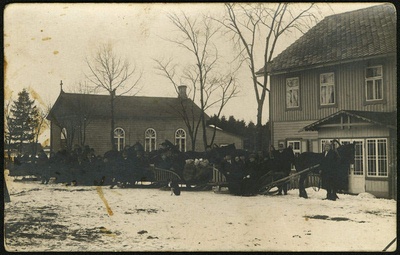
[301,110,397,131]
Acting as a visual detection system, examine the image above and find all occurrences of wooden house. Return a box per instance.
[47,85,243,156]
[264,4,396,198]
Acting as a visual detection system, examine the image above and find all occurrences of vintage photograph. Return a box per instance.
[4,2,397,252]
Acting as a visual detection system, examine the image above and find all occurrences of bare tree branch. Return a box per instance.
[219,3,319,151]
[155,12,240,150]
[85,43,141,150]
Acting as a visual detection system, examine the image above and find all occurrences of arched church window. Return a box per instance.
[145,128,156,152]
[175,128,186,152]
[114,127,125,152]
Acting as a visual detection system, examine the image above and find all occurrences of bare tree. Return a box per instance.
[156,12,238,150]
[32,106,50,155]
[68,81,98,147]
[85,43,142,150]
[218,3,318,151]
[70,80,98,95]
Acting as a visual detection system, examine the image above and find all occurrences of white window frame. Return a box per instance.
[287,140,301,170]
[340,139,364,176]
[113,127,125,152]
[286,77,300,108]
[365,66,383,101]
[366,138,388,177]
[320,72,335,105]
[145,128,157,152]
[175,129,186,152]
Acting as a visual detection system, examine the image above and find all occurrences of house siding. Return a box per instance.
[270,58,397,123]
[318,126,390,139]
[366,180,389,198]
[273,121,318,148]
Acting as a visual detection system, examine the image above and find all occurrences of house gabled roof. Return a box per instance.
[47,91,207,121]
[302,110,397,131]
[258,4,396,75]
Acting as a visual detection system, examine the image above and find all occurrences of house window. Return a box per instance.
[145,128,156,152]
[175,129,186,152]
[366,139,388,177]
[340,139,364,175]
[286,77,300,108]
[365,66,383,101]
[287,140,301,170]
[61,128,67,149]
[114,128,125,152]
[353,141,364,175]
[320,72,335,105]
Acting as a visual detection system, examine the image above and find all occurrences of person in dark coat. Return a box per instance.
[271,143,294,195]
[320,143,340,201]
[241,154,258,196]
[37,150,49,184]
[219,154,234,179]
[228,156,245,195]
[156,153,173,170]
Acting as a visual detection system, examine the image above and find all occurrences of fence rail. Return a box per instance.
[150,166,181,183]
[211,167,227,184]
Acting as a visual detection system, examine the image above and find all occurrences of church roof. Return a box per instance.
[257,4,396,74]
[47,92,207,120]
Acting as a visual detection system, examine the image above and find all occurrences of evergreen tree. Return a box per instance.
[206,114,270,152]
[8,89,39,154]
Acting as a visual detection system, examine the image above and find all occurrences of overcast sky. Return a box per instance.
[4,2,380,131]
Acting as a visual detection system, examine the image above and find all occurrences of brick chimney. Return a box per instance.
[178,85,187,99]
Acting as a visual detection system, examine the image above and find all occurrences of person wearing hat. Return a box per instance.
[240,153,258,195]
[320,142,340,201]
[271,142,295,195]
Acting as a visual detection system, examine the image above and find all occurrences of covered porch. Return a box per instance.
[302,110,397,199]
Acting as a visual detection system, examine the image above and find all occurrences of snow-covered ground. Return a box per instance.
[4,171,397,252]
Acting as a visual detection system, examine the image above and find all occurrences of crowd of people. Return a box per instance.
[7,140,346,201]
[218,143,295,196]
[9,145,153,187]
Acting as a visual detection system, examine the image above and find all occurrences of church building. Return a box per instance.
[47,84,243,156]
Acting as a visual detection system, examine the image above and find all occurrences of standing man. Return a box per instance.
[271,143,294,195]
[320,142,340,201]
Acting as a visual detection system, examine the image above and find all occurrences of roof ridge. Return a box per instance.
[62,91,180,100]
[324,3,392,19]
[267,3,396,73]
